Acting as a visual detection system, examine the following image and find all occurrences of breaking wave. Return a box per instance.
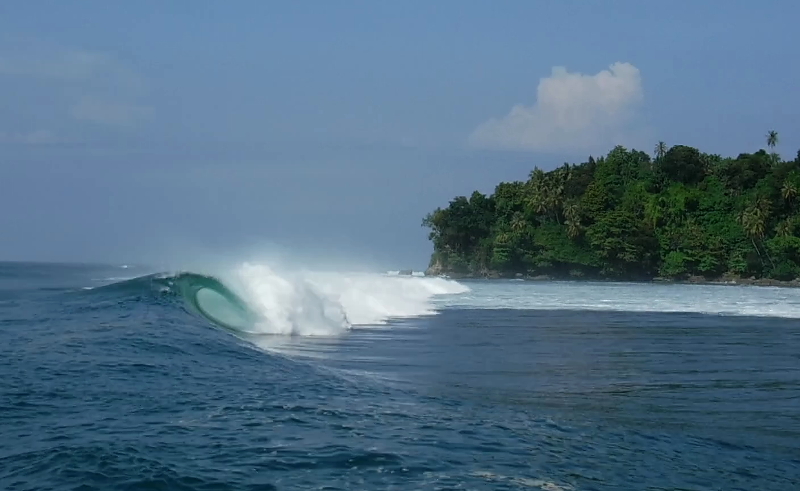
[94,262,470,337]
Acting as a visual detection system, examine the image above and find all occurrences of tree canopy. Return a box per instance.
[423,138,800,281]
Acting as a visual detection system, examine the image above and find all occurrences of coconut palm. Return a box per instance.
[525,192,547,218]
[767,130,779,150]
[525,168,546,217]
[510,212,527,232]
[546,181,565,224]
[495,231,512,244]
[644,196,666,228]
[739,210,764,268]
[563,202,579,220]
[565,220,581,239]
[564,203,582,239]
[776,219,793,237]
[654,141,668,161]
[766,130,780,165]
[782,181,797,203]
[739,200,775,268]
[532,169,568,224]
[528,167,545,184]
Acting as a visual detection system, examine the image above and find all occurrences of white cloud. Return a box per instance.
[469,62,645,153]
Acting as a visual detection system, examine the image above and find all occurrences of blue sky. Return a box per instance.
[1,1,798,269]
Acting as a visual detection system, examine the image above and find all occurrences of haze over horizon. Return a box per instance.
[1,1,798,270]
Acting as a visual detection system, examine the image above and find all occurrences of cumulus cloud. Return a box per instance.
[470,62,645,153]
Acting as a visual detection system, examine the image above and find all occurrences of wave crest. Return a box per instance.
[228,262,469,336]
[135,262,469,337]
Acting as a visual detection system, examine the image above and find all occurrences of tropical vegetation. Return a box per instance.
[423,132,800,282]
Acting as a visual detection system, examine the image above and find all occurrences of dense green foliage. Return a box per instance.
[423,137,800,281]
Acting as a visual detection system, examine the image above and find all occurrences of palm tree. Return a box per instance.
[766,130,780,166]
[644,195,666,228]
[565,220,581,239]
[496,231,511,244]
[739,200,776,268]
[525,170,555,224]
[526,166,572,224]
[510,212,526,232]
[563,202,579,220]
[782,180,797,203]
[563,202,581,238]
[547,173,565,224]
[739,208,766,268]
[776,219,793,237]
[528,167,545,184]
[526,168,545,209]
[767,130,779,150]
[556,163,572,183]
[525,192,547,218]
[654,141,668,161]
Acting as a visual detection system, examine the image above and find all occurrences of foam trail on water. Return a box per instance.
[437,280,800,319]
[306,271,469,324]
[223,262,469,336]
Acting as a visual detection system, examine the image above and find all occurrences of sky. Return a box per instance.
[1,1,798,270]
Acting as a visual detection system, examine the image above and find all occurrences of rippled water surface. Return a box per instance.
[1,262,799,490]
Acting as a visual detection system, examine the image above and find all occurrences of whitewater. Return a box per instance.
[440,279,800,319]
[224,262,470,335]
[114,261,469,338]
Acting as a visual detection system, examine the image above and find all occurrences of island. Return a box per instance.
[423,134,800,286]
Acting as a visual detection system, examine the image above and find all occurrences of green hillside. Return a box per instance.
[423,134,800,282]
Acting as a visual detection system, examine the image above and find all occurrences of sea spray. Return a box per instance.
[231,262,351,336]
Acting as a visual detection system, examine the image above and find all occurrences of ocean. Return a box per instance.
[1,261,799,490]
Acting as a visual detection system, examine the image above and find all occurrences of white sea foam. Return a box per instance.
[435,280,800,318]
[385,270,426,277]
[220,262,470,336]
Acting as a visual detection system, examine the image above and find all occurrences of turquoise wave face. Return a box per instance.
[167,273,258,333]
[88,272,259,333]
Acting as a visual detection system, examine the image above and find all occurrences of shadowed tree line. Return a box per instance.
[423,132,800,281]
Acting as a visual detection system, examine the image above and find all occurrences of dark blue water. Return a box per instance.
[1,262,799,490]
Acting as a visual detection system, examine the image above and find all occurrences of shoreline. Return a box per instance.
[427,270,800,289]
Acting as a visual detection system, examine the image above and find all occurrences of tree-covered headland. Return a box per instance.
[423,132,800,283]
